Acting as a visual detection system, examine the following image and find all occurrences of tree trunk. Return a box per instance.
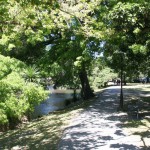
[79,69,95,100]
[120,66,124,109]
[123,73,126,85]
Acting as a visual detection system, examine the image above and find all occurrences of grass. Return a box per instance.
[123,120,148,128]
[121,83,150,149]
[0,91,102,150]
[0,85,149,149]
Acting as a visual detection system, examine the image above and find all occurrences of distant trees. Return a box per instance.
[89,58,117,89]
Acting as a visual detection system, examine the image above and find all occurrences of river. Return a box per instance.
[31,86,80,118]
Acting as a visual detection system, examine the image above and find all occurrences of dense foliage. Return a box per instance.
[89,58,117,88]
[103,0,150,78]
[0,55,48,129]
[0,0,150,123]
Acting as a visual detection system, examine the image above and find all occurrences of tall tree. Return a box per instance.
[102,0,150,108]
[0,0,105,100]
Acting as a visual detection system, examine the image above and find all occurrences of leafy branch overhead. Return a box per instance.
[0,0,150,129]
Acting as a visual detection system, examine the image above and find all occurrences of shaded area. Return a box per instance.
[123,85,150,120]
[0,106,85,150]
[58,85,150,150]
[0,115,63,150]
[0,91,96,150]
[110,143,139,150]
[0,85,149,150]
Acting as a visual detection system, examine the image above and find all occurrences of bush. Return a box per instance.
[0,55,48,129]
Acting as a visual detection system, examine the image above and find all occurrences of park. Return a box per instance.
[0,0,150,149]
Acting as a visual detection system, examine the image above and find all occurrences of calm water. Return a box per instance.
[31,86,79,118]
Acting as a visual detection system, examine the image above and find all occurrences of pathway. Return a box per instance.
[58,86,149,150]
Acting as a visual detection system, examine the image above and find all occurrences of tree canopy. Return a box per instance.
[0,0,150,127]
[103,0,150,77]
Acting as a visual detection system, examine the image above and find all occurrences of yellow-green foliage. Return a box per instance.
[0,55,48,125]
[24,82,48,111]
[0,109,8,125]
[90,67,117,88]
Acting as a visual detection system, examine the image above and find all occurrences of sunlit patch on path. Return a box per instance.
[58,86,150,150]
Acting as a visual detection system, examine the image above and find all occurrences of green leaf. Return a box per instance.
[8,43,15,50]
[0,35,9,45]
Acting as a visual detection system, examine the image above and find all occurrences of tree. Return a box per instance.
[0,0,107,100]
[102,0,150,109]
[106,1,150,72]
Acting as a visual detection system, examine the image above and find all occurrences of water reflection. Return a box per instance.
[31,86,78,118]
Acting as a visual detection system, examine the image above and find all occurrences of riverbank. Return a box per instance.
[0,85,149,149]
[0,90,102,150]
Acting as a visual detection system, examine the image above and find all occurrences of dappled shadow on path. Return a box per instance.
[110,143,140,150]
[58,87,148,150]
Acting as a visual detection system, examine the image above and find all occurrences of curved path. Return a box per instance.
[58,86,149,150]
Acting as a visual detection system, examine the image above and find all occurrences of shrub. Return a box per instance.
[0,55,48,128]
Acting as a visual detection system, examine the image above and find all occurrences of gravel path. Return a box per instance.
[58,86,149,150]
